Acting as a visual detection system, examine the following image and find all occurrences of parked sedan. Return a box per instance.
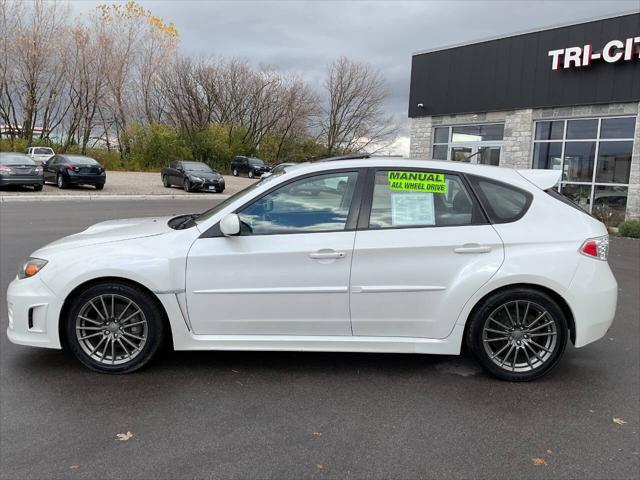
[0,152,43,190]
[25,146,55,166]
[231,156,271,178]
[43,154,105,189]
[162,160,225,193]
[7,157,617,381]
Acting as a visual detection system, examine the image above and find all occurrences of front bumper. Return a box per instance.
[6,275,63,349]
[565,255,618,348]
[191,179,225,191]
[0,176,44,186]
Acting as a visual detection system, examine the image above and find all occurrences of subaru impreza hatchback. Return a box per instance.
[6,158,617,381]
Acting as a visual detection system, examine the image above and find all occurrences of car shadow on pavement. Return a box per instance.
[6,346,487,380]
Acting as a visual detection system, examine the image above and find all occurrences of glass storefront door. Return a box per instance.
[450,145,501,165]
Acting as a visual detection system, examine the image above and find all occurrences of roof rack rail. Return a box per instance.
[317,153,371,162]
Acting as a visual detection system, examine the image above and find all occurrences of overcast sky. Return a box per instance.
[72,0,638,154]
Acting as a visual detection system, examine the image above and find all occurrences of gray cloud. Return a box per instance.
[71,0,637,151]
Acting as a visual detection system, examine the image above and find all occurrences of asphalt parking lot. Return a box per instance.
[1,199,638,480]
[0,171,256,198]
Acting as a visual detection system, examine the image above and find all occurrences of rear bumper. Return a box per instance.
[0,176,43,186]
[65,174,105,185]
[565,256,618,348]
[6,275,63,349]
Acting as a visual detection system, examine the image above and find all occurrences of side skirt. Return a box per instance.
[156,293,464,355]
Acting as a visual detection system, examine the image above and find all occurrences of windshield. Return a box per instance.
[0,153,35,165]
[194,181,264,224]
[183,162,214,172]
[249,158,265,166]
[34,147,53,155]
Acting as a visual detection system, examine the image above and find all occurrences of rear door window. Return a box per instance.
[368,170,482,228]
[468,176,532,223]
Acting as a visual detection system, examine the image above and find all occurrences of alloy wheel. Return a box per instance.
[481,300,558,373]
[75,294,148,366]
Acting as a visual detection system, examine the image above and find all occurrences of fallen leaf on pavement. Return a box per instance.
[312,432,322,437]
[116,431,134,441]
[315,464,324,470]
[613,417,627,425]
[546,450,552,454]
[532,457,547,466]
[69,465,79,470]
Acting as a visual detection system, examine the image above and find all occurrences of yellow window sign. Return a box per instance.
[388,171,447,194]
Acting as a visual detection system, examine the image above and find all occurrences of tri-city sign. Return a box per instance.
[548,36,640,70]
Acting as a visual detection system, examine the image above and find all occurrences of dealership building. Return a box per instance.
[409,12,640,225]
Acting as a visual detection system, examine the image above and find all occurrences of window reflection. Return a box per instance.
[562,142,595,182]
[595,141,633,184]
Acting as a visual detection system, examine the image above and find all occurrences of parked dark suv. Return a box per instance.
[44,154,106,189]
[162,160,225,193]
[230,156,271,178]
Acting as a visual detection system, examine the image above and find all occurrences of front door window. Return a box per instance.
[238,171,359,235]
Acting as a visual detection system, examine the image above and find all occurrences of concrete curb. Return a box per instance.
[0,194,230,202]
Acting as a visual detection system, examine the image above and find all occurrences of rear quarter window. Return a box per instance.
[468,175,532,224]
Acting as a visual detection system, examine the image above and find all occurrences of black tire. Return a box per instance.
[232,168,239,177]
[216,187,224,193]
[162,175,171,188]
[33,184,43,191]
[465,288,568,382]
[56,174,67,189]
[94,183,104,190]
[183,179,191,192]
[64,282,165,374]
[248,170,254,179]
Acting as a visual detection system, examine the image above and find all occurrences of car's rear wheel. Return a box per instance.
[94,183,104,190]
[248,170,254,179]
[33,184,43,191]
[56,174,67,189]
[162,175,171,188]
[64,282,165,374]
[232,168,239,176]
[466,288,568,382]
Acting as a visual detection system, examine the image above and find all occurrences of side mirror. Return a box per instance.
[219,213,240,236]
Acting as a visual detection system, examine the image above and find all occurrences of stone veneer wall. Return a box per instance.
[409,101,640,221]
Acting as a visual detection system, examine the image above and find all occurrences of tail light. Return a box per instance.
[0,165,13,172]
[64,165,79,172]
[580,235,609,261]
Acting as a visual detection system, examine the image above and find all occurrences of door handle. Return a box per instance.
[453,243,492,254]
[309,250,345,260]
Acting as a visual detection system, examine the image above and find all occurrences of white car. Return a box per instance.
[6,158,617,380]
[24,146,55,166]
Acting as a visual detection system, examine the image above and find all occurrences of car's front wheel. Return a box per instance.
[232,168,239,176]
[33,184,43,191]
[64,282,165,374]
[183,179,191,192]
[466,288,568,382]
[248,170,254,179]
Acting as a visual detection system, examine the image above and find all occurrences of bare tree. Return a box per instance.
[2,0,69,143]
[319,56,397,155]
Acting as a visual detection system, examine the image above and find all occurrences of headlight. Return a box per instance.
[18,258,48,279]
